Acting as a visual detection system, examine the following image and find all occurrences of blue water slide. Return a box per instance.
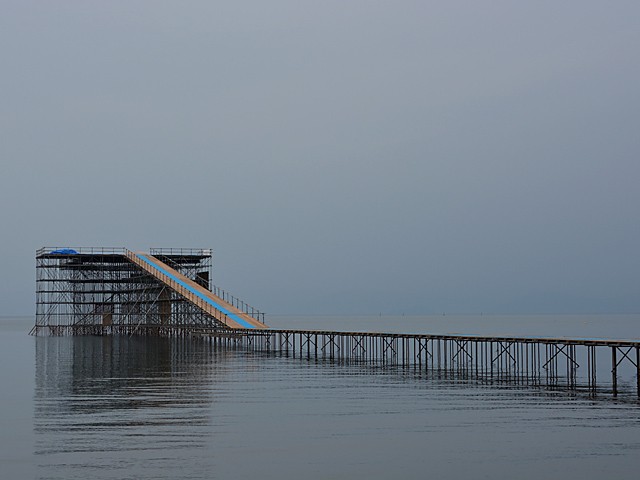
[135,253,255,329]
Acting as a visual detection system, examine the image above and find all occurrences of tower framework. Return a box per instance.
[32,247,265,336]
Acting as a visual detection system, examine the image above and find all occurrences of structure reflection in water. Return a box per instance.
[33,335,243,478]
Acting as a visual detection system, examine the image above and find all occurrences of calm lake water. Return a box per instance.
[1,314,640,479]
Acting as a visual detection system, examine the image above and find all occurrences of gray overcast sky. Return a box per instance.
[1,1,638,315]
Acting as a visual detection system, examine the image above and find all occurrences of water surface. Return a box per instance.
[1,315,640,479]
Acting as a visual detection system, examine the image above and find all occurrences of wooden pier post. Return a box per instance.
[612,347,617,396]
[637,346,639,398]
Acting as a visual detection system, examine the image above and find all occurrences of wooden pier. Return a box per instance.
[31,323,640,398]
[204,328,640,398]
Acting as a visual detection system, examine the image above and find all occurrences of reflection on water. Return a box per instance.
[36,336,215,415]
[34,336,239,479]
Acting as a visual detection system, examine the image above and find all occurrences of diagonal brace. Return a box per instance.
[492,341,517,365]
[543,344,579,369]
[615,346,638,368]
[451,340,473,362]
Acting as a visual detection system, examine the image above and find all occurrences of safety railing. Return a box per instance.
[124,250,233,328]
[150,247,212,257]
[210,285,266,324]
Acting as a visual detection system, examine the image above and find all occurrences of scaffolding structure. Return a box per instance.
[32,246,240,336]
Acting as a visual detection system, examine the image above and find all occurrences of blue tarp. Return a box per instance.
[50,249,79,255]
